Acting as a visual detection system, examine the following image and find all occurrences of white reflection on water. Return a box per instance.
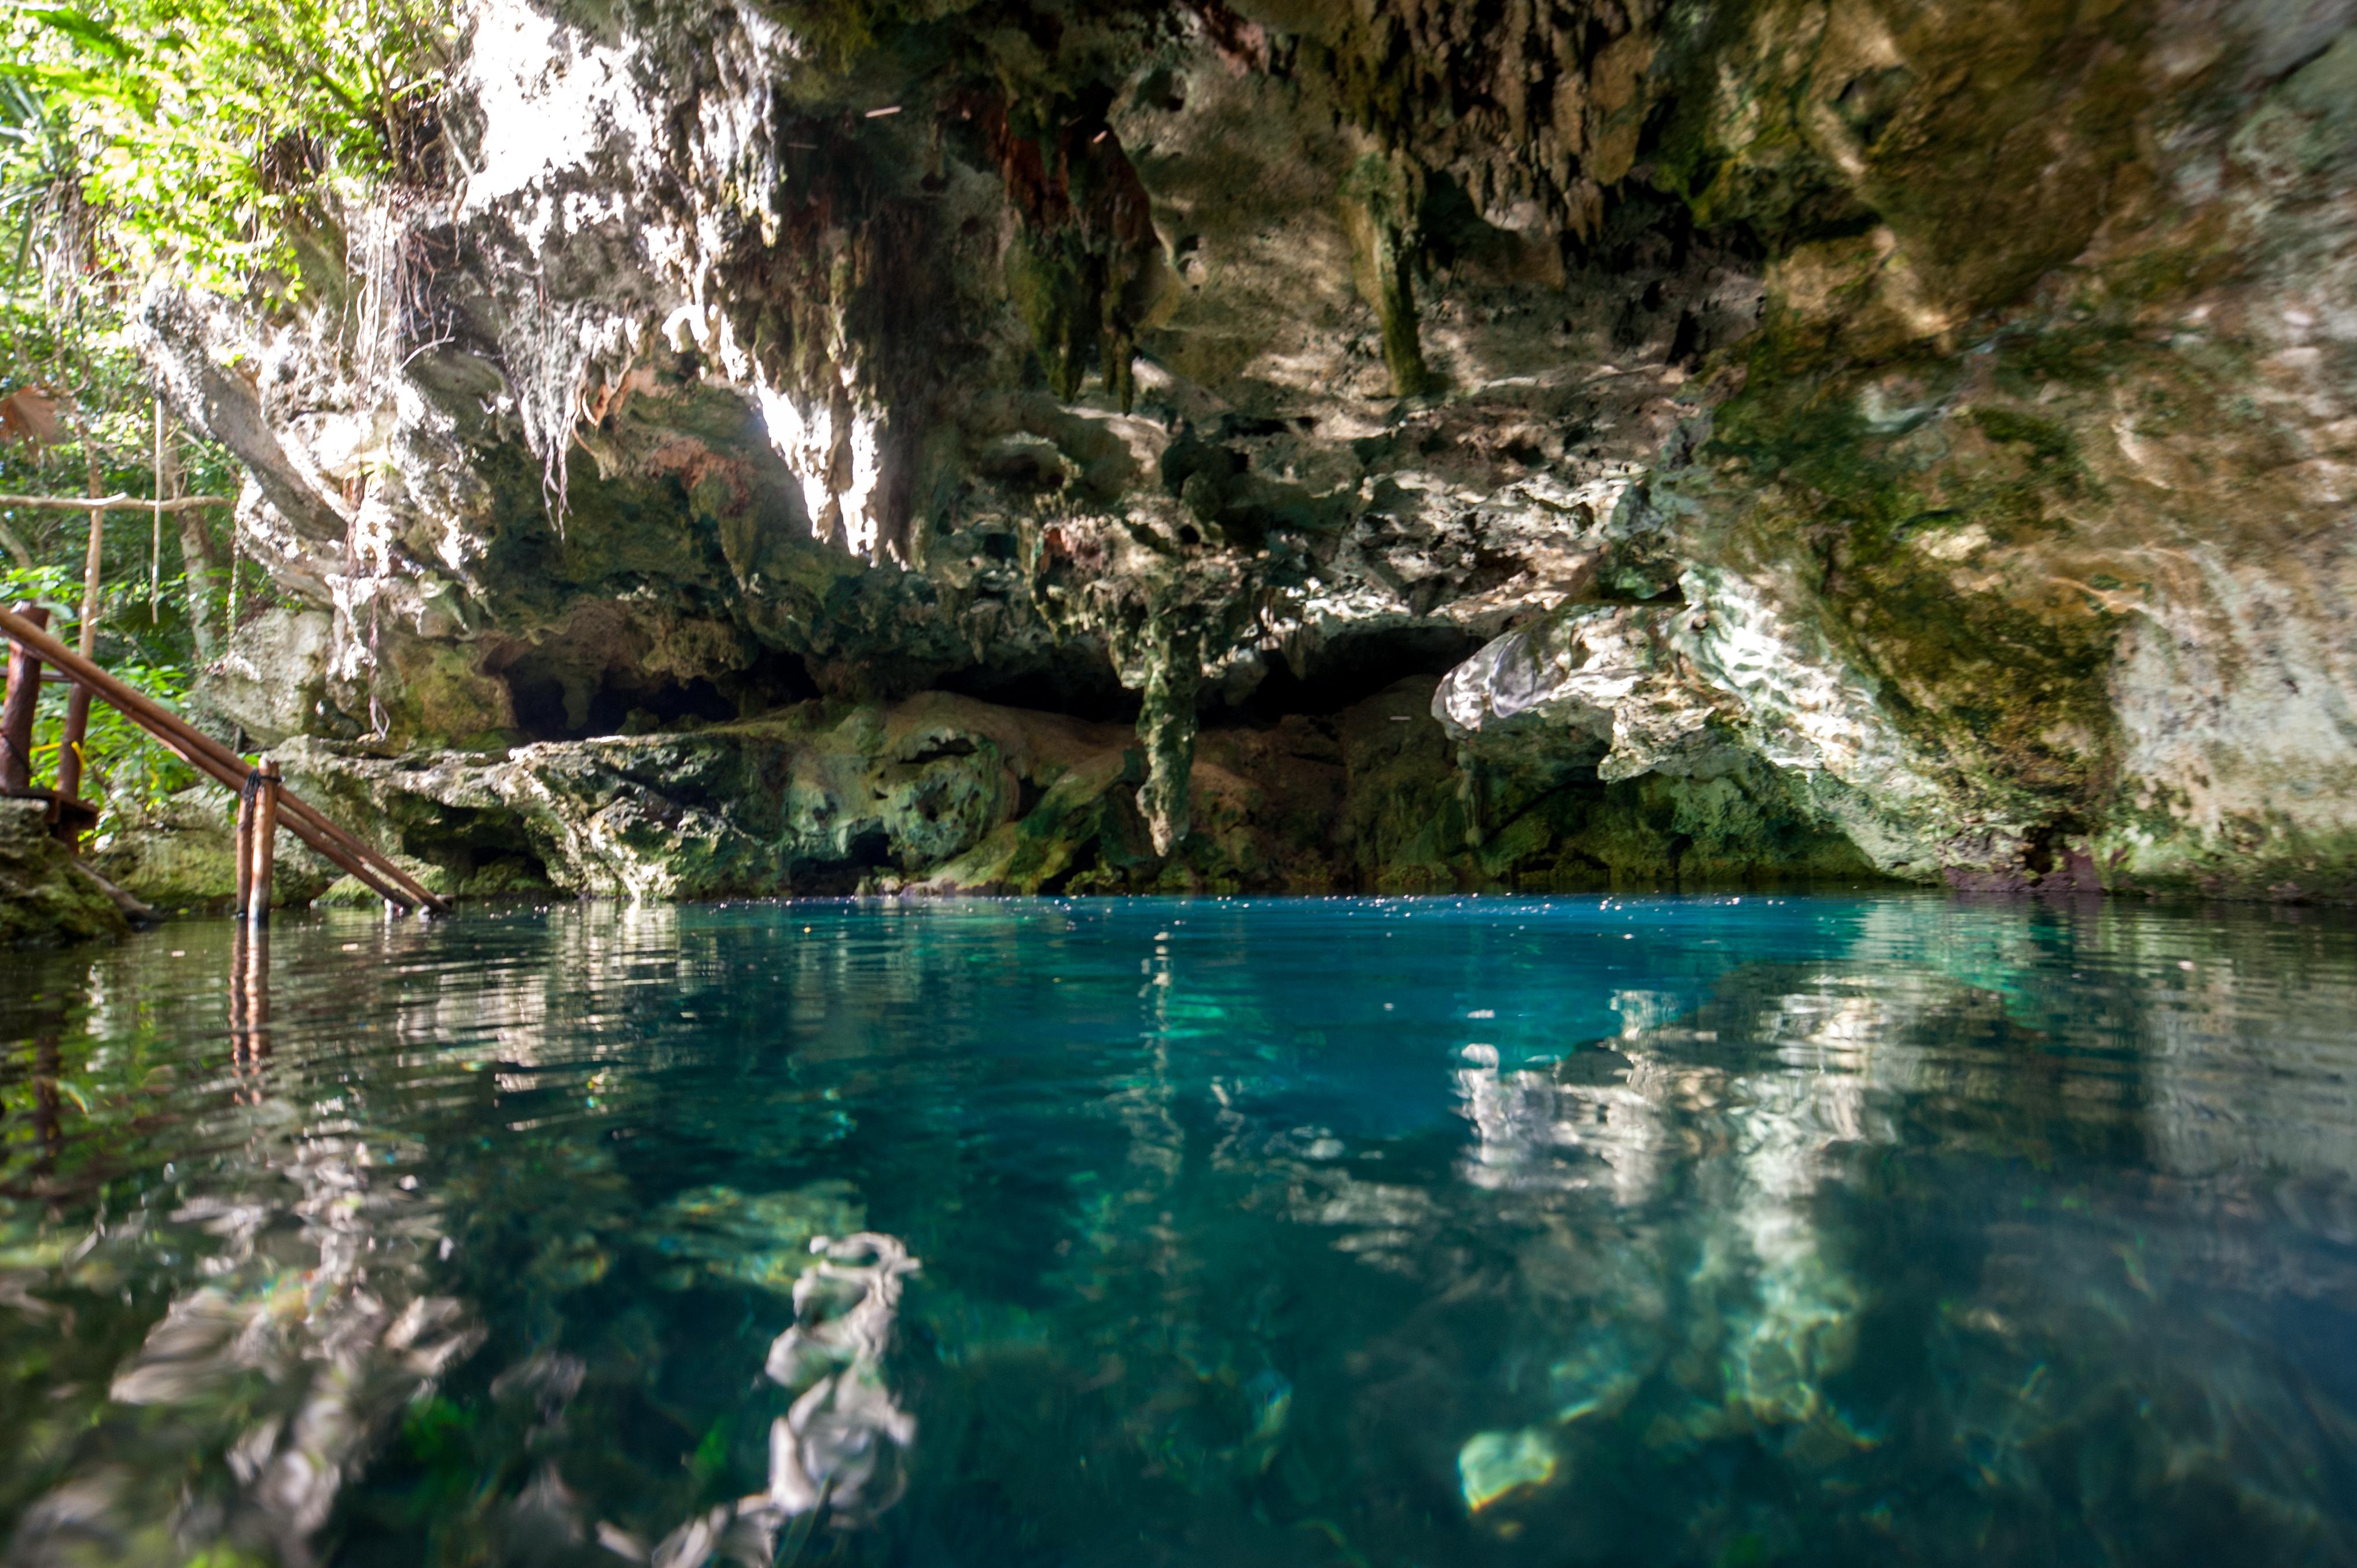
[645,1231,921,1567]
[1439,901,2357,1552]
[15,1122,477,1567]
[1448,991,1881,1510]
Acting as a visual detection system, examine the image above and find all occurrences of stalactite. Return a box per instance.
[1136,620,1204,856]
[1346,154,1429,397]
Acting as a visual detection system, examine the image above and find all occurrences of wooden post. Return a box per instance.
[230,923,271,1088]
[228,925,247,1047]
[150,391,166,615]
[245,923,270,1051]
[1,602,49,791]
[234,767,259,919]
[57,676,95,798]
[247,760,280,923]
[58,440,105,802]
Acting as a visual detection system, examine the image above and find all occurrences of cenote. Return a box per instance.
[9,1,2357,1562]
[4,893,2355,1567]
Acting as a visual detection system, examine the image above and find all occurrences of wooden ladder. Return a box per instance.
[0,599,448,918]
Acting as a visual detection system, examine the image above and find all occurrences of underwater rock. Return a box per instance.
[645,1231,920,1565]
[10,1129,480,1567]
[645,1181,866,1294]
[762,1232,920,1522]
[1457,1426,1562,1513]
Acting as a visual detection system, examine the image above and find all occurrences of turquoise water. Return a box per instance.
[3,895,2356,1567]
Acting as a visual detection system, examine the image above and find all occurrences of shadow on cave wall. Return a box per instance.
[931,638,1141,723]
[924,620,1483,728]
[1212,623,1485,725]
[492,643,821,742]
[386,801,555,895]
[436,612,1891,893]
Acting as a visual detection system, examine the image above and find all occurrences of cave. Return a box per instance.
[54,0,2344,907]
[495,643,819,742]
[929,642,1140,723]
[386,802,555,894]
[1210,624,1488,726]
[10,1,2357,1560]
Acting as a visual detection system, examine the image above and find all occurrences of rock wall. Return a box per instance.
[0,801,128,944]
[272,679,1873,897]
[141,0,2357,900]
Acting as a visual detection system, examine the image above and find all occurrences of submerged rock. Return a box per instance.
[646,1182,867,1295]
[644,1231,921,1563]
[1458,1426,1562,1514]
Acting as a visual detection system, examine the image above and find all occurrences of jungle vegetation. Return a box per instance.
[0,0,450,825]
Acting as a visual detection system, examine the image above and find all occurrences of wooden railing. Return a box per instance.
[0,600,448,916]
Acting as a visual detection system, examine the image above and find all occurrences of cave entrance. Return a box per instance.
[1211,623,1484,725]
[390,803,553,895]
[495,643,817,742]
[932,640,1139,723]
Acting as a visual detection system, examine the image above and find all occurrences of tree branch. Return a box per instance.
[0,518,33,569]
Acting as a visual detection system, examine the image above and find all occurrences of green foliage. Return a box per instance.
[0,0,411,829]
[0,558,75,606]
[37,657,202,819]
[180,1550,270,1568]
[0,561,206,825]
[0,266,247,827]
[1,0,455,287]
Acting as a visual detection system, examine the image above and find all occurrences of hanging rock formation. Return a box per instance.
[137,0,2357,899]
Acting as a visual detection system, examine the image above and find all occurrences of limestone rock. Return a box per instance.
[91,789,339,913]
[1435,603,1745,784]
[280,696,1143,901]
[0,799,127,945]
[277,685,1882,899]
[196,608,338,746]
[123,0,2357,900]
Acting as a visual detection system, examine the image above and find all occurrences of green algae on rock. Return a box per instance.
[90,792,340,916]
[0,800,127,945]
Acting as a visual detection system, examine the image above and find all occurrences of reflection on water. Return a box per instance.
[3,895,2356,1566]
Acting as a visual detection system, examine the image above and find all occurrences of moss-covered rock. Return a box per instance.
[0,800,127,945]
[274,682,1885,900]
[90,789,340,914]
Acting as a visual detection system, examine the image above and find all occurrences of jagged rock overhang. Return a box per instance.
[137,0,2357,901]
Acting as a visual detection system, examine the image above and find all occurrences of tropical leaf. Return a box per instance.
[24,7,137,62]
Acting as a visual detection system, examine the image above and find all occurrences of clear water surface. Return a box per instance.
[3,895,2355,1567]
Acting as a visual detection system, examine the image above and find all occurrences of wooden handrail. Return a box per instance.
[0,492,233,513]
[0,601,450,913]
